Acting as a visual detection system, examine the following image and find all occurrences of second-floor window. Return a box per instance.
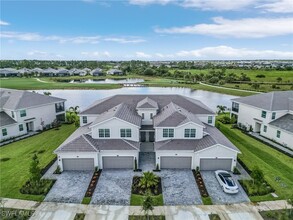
[208,116,213,124]
[232,102,239,112]
[184,129,196,138]
[20,110,26,117]
[99,129,110,138]
[82,116,87,124]
[19,124,24,131]
[276,130,281,138]
[55,102,65,113]
[163,128,174,138]
[261,111,267,118]
[142,113,145,119]
[11,111,14,118]
[150,113,153,119]
[120,129,131,138]
[263,125,267,132]
[2,128,7,136]
[272,112,276,120]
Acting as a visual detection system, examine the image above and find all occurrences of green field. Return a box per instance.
[0,124,76,201]
[218,122,293,201]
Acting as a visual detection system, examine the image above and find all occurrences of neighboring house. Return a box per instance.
[91,68,103,76]
[231,91,293,149]
[55,95,240,171]
[0,68,19,77]
[56,68,70,77]
[107,69,123,75]
[0,89,66,141]
[42,68,57,77]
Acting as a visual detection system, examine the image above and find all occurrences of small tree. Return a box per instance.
[216,105,227,114]
[139,172,159,191]
[142,193,154,220]
[251,167,264,185]
[30,154,41,182]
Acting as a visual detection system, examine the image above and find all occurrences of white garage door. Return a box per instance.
[102,156,134,169]
[62,158,95,171]
[161,156,192,169]
[200,158,232,171]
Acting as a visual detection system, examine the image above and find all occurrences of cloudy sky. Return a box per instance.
[1,0,293,60]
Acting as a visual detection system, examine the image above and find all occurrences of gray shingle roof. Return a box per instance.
[232,91,293,111]
[0,89,66,110]
[0,111,17,127]
[90,103,141,127]
[269,114,293,133]
[155,124,239,152]
[55,135,98,153]
[80,95,215,115]
[136,97,158,109]
[153,102,204,127]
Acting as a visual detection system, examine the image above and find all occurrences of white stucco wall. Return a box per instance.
[57,152,99,171]
[79,115,98,126]
[99,150,139,169]
[137,109,157,125]
[0,123,27,141]
[155,122,204,141]
[197,115,216,126]
[155,151,195,169]
[261,125,293,149]
[194,144,238,171]
[90,118,139,141]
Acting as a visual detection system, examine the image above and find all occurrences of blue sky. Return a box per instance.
[1,0,293,60]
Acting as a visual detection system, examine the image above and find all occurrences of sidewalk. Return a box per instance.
[1,198,292,220]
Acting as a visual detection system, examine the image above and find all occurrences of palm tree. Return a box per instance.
[69,106,79,114]
[216,105,227,114]
[142,193,154,220]
[139,171,159,190]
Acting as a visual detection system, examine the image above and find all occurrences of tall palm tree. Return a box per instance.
[217,105,227,114]
[139,171,159,190]
[69,106,79,114]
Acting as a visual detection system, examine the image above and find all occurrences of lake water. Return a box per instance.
[69,78,144,84]
[36,87,238,111]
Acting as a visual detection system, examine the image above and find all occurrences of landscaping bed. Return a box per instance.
[74,213,85,220]
[0,208,35,220]
[259,209,293,220]
[82,169,102,204]
[209,214,221,220]
[192,169,212,204]
[20,179,55,195]
[239,179,274,196]
[132,176,162,196]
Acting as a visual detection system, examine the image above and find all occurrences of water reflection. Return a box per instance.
[36,87,238,111]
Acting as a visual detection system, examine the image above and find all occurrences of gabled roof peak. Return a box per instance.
[136,96,158,109]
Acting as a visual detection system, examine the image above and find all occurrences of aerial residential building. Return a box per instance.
[107,69,124,75]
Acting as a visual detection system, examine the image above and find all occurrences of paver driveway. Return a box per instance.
[159,169,202,205]
[201,171,250,205]
[91,169,134,205]
[44,171,93,203]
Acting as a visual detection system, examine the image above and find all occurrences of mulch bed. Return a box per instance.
[132,176,162,196]
[192,170,209,197]
[85,170,102,197]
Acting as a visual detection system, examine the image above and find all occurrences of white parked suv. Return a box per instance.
[215,170,239,194]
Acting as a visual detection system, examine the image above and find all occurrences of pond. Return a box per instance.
[69,78,144,84]
[36,87,238,112]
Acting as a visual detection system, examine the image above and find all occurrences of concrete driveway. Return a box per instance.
[201,171,250,205]
[90,169,134,205]
[44,171,93,204]
[159,169,202,205]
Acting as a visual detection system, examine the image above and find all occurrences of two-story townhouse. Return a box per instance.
[231,91,293,149]
[0,89,66,141]
[55,95,240,171]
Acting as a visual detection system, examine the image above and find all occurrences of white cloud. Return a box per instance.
[174,46,293,59]
[257,0,293,13]
[0,20,10,26]
[0,31,145,44]
[155,17,293,38]
[27,50,64,59]
[81,51,112,58]
[104,37,146,44]
[129,0,172,6]
[136,52,152,58]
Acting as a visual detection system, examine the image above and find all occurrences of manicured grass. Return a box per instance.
[130,194,164,206]
[202,196,213,205]
[0,124,76,201]
[81,197,91,205]
[217,123,293,201]
[0,78,122,90]
[74,213,85,220]
[259,209,293,220]
[129,215,165,220]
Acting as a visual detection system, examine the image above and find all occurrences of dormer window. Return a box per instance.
[163,128,174,138]
[142,113,145,119]
[184,129,196,138]
[150,113,153,119]
[99,129,110,138]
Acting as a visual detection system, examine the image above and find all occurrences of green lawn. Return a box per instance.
[130,194,164,206]
[217,123,293,201]
[0,78,122,90]
[0,124,76,201]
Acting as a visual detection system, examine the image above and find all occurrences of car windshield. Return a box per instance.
[221,173,235,187]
